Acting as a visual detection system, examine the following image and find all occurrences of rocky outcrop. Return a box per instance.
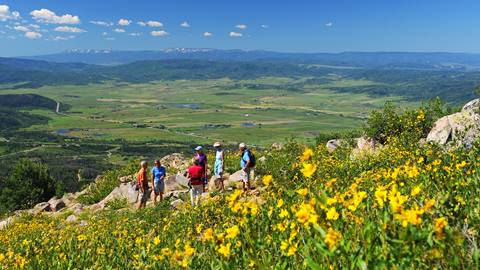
[427,99,480,149]
[161,153,190,173]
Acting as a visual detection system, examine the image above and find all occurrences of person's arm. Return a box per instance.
[151,170,155,190]
[243,152,250,170]
[221,151,225,171]
[205,157,208,178]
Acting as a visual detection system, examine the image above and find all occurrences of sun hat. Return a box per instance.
[239,143,246,149]
[195,146,203,151]
[213,142,221,147]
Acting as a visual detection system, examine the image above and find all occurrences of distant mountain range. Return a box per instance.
[20,49,480,70]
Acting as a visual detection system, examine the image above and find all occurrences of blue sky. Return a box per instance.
[0,0,478,56]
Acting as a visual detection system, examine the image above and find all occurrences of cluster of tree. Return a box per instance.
[0,159,56,214]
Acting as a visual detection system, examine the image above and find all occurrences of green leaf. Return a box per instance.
[305,257,322,270]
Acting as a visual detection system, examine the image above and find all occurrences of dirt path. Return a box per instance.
[0,145,45,159]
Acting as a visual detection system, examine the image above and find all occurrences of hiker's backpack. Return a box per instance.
[246,150,256,168]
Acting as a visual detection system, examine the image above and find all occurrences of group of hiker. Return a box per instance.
[135,142,255,208]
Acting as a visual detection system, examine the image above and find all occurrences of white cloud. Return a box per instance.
[325,22,333,27]
[25,31,42,39]
[129,32,141,36]
[0,5,20,21]
[147,21,163,27]
[52,35,75,41]
[113,28,126,33]
[151,30,168,37]
[235,24,247,29]
[102,32,108,36]
[137,21,146,26]
[14,25,29,32]
[30,9,80,24]
[261,24,269,28]
[180,21,190,28]
[90,20,113,27]
[54,26,86,33]
[105,37,115,41]
[203,31,212,37]
[229,31,242,37]
[29,24,40,29]
[118,18,131,26]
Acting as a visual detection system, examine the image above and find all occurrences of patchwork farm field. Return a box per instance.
[1,77,413,146]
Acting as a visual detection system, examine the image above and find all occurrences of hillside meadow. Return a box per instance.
[0,102,479,269]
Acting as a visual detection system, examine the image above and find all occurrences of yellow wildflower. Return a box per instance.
[196,224,203,234]
[295,203,318,227]
[161,248,172,257]
[296,188,308,197]
[287,244,297,256]
[203,228,214,241]
[153,236,161,246]
[184,243,195,257]
[301,148,314,161]
[279,209,290,218]
[280,240,288,251]
[411,186,421,196]
[277,199,284,208]
[375,188,387,208]
[324,228,341,250]
[226,225,240,239]
[326,207,339,220]
[301,163,317,178]
[218,243,232,258]
[263,175,273,186]
[77,234,86,241]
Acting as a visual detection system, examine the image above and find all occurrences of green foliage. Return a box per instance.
[0,159,55,214]
[105,197,128,210]
[0,107,50,131]
[77,161,138,205]
[0,94,56,109]
[363,98,450,144]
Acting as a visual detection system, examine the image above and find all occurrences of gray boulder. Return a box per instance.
[326,139,343,152]
[48,198,66,212]
[427,99,480,149]
[165,174,189,192]
[33,202,51,213]
[65,215,77,223]
[0,217,13,231]
[170,199,184,209]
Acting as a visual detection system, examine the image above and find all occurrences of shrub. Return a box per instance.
[363,98,450,144]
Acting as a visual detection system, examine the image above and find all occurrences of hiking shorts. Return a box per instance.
[154,179,165,194]
[241,168,251,183]
[140,190,149,203]
[214,160,223,177]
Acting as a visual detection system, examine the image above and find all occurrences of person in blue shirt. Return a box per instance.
[151,159,166,204]
[239,143,252,192]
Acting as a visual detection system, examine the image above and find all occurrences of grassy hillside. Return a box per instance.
[0,105,479,269]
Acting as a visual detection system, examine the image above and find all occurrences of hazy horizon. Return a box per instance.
[1,0,479,57]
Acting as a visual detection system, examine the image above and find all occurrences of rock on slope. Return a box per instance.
[427,99,480,148]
